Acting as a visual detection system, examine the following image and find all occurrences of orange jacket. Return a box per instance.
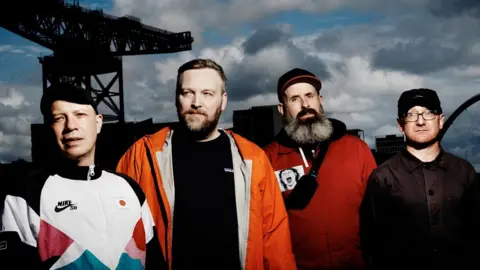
[116,126,297,270]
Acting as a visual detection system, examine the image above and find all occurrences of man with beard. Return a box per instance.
[116,59,296,270]
[360,88,480,270]
[263,68,377,269]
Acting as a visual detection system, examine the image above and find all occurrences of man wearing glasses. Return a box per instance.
[360,88,480,270]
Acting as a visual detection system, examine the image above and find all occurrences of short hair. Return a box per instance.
[176,59,227,93]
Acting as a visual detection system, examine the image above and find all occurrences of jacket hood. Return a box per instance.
[275,118,347,148]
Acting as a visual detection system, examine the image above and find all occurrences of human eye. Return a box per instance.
[52,115,64,122]
[181,90,192,96]
[203,91,214,96]
[405,112,417,120]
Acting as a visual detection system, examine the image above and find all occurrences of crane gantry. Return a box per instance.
[1,0,194,123]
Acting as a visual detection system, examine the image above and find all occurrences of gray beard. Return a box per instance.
[284,114,333,145]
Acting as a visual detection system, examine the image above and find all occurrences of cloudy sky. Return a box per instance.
[0,0,479,171]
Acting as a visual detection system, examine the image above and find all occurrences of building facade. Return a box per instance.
[375,134,405,154]
[232,105,283,147]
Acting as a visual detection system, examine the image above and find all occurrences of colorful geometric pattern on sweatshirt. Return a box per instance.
[0,165,165,269]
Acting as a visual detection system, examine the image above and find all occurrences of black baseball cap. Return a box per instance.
[40,82,98,116]
[277,68,322,102]
[397,88,442,117]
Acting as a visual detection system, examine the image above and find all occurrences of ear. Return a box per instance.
[319,94,323,104]
[439,114,445,129]
[96,114,103,134]
[174,79,182,107]
[221,92,227,111]
[277,103,285,116]
[397,118,405,133]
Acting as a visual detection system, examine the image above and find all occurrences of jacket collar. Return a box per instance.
[52,161,102,180]
[148,123,237,151]
[401,147,447,173]
[275,118,347,154]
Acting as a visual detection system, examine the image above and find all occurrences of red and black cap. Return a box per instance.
[40,82,98,116]
[397,88,442,118]
[277,68,322,102]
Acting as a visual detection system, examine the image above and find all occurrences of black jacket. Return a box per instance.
[360,149,480,270]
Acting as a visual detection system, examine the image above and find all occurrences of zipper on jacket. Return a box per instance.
[299,147,309,168]
[88,164,108,259]
[144,140,170,267]
[87,165,95,181]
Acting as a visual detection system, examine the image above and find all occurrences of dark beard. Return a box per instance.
[284,106,333,146]
[177,106,222,141]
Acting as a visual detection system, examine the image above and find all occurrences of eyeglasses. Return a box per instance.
[403,110,439,122]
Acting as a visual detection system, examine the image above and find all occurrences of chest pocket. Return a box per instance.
[442,179,467,211]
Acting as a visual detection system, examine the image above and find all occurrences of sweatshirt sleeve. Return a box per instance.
[113,169,167,269]
[0,181,42,268]
[142,201,167,269]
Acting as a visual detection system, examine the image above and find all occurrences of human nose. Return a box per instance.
[64,115,80,132]
[191,93,202,108]
[301,97,309,108]
[416,113,426,125]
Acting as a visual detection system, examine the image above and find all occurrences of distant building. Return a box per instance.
[232,105,282,147]
[376,134,405,154]
[373,134,405,164]
[0,159,36,208]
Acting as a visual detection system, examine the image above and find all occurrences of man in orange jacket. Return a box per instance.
[263,68,377,269]
[116,59,296,270]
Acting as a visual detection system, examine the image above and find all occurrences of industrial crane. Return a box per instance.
[1,0,194,123]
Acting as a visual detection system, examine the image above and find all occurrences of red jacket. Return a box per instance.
[263,119,377,269]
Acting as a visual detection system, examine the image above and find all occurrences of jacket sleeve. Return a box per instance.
[359,140,377,192]
[142,201,167,269]
[359,171,384,270]
[0,184,42,268]
[117,141,143,184]
[261,152,297,270]
[463,163,480,256]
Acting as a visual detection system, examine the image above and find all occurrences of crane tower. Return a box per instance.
[1,0,194,123]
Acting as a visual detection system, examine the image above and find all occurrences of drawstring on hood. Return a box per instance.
[299,148,309,168]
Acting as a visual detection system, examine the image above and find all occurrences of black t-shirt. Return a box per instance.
[171,130,241,270]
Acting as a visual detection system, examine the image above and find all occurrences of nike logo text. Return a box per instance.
[54,200,77,212]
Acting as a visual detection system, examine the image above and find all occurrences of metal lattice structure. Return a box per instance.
[1,0,193,123]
